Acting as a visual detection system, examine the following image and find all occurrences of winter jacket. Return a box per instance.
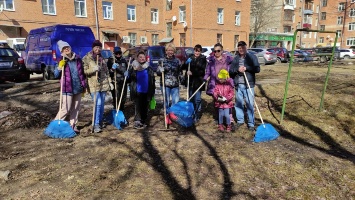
[82,51,112,93]
[156,55,182,88]
[107,55,128,83]
[127,62,155,102]
[54,53,87,94]
[181,54,207,92]
[203,54,233,96]
[213,78,235,109]
[229,52,260,88]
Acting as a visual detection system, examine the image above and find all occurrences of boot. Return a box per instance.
[226,124,232,133]
[218,124,225,132]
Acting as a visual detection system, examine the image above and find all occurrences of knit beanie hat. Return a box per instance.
[92,40,102,48]
[57,40,70,52]
[113,46,122,54]
[217,69,229,80]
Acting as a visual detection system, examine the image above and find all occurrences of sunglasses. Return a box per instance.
[194,49,201,52]
[213,50,222,53]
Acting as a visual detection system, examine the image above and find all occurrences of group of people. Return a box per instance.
[53,39,260,134]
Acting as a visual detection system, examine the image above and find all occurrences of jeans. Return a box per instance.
[189,89,202,119]
[90,92,106,126]
[235,84,255,127]
[161,86,179,109]
[219,108,231,125]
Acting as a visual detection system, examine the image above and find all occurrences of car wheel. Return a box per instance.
[43,66,52,81]
[320,56,327,63]
[276,58,281,63]
[344,55,350,60]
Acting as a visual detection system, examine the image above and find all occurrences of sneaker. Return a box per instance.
[99,123,106,129]
[235,123,244,130]
[133,121,144,129]
[230,122,236,132]
[226,125,232,133]
[248,126,255,133]
[218,124,225,132]
[73,126,80,134]
[93,125,102,133]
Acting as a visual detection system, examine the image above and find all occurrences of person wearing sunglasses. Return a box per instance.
[107,46,128,111]
[204,43,234,126]
[229,41,260,133]
[181,44,207,123]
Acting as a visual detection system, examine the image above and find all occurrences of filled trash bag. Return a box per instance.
[167,101,195,128]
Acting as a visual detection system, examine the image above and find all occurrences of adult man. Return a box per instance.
[229,41,260,133]
[107,46,128,111]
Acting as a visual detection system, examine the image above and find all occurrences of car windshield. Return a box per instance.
[0,48,18,57]
[149,48,164,58]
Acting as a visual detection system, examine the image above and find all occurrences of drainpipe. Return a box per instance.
[341,0,348,48]
[94,0,100,40]
[190,0,192,46]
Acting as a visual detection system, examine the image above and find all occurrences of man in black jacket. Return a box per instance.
[182,44,207,122]
[229,41,260,132]
[107,46,128,111]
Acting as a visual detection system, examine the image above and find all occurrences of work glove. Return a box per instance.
[109,83,114,91]
[158,66,164,72]
[185,58,192,64]
[124,71,129,78]
[112,63,118,70]
[93,65,99,72]
[58,60,65,70]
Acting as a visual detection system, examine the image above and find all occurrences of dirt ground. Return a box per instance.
[0,61,354,200]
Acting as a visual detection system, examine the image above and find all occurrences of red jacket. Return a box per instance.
[213,78,234,109]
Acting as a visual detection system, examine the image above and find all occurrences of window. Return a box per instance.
[235,11,241,26]
[103,1,113,20]
[297,22,301,29]
[217,33,222,44]
[350,9,355,17]
[151,8,158,24]
[166,22,172,37]
[315,18,318,26]
[179,6,186,22]
[180,33,186,47]
[337,30,342,37]
[152,34,159,45]
[41,0,56,15]
[284,10,293,21]
[128,33,136,46]
[320,25,325,31]
[285,0,294,5]
[74,0,86,17]
[234,35,239,49]
[0,0,14,11]
[338,3,345,11]
[321,12,326,20]
[337,16,343,25]
[217,8,224,24]
[303,32,307,38]
[127,5,136,21]
[349,22,355,30]
[321,0,327,7]
[303,15,312,24]
[309,32,312,38]
[316,5,319,13]
[319,37,324,43]
[166,0,172,11]
[283,26,291,33]
[347,37,355,45]
[314,32,317,39]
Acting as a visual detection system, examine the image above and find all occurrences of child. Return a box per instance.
[213,69,235,132]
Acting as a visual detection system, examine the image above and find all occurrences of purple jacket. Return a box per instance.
[204,54,233,96]
[59,55,87,93]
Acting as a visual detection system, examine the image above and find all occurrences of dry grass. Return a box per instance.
[0,63,354,199]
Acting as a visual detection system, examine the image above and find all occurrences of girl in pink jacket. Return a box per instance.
[213,69,235,132]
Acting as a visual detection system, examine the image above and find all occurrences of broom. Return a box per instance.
[113,58,132,130]
[91,55,99,133]
[243,72,279,142]
[44,58,76,138]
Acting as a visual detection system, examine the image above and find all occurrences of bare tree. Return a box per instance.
[250,0,282,47]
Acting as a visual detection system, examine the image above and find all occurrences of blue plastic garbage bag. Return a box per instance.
[167,101,195,128]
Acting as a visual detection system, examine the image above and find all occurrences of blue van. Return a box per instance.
[24,24,95,80]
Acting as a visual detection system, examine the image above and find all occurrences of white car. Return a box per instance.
[202,46,214,57]
[339,49,355,59]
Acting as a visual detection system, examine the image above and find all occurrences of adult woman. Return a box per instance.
[54,40,87,133]
[203,43,234,125]
[156,43,182,110]
[182,44,207,122]
[83,40,114,133]
[127,51,156,129]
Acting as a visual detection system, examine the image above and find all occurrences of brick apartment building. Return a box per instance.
[250,0,355,49]
[0,0,250,52]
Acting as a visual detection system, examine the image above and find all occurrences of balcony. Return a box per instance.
[304,4,313,15]
[303,23,312,29]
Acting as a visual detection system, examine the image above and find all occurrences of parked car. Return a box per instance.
[123,45,165,71]
[175,47,194,64]
[313,47,341,62]
[267,47,290,63]
[0,46,30,83]
[292,50,313,62]
[248,50,266,65]
[339,49,355,59]
[249,48,277,64]
[202,46,214,57]
[23,24,95,80]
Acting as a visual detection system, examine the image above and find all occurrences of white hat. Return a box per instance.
[57,40,70,52]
